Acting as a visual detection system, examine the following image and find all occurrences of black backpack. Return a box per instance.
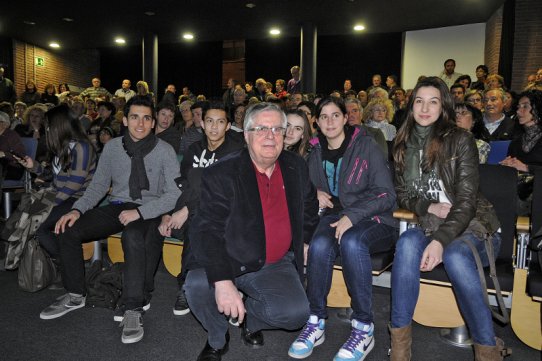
[85,261,123,309]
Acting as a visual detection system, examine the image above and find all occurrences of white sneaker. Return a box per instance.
[333,320,374,361]
[288,315,326,359]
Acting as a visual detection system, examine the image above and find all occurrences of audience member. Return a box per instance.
[455,74,472,91]
[284,109,312,158]
[41,83,59,106]
[275,79,288,99]
[0,66,16,104]
[479,88,518,141]
[390,77,509,361]
[471,65,489,91]
[136,80,155,104]
[288,66,302,94]
[19,80,41,106]
[465,90,484,110]
[15,104,48,162]
[40,96,181,346]
[450,84,466,104]
[297,101,317,136]
[17,104,97,261]
[367,74,384,93]
[155,102,182,154]
[501,89,542,215]
[454,102,490,163]
[179,101,209,155]
[439,59,462,88]
[231,103,246,133]
[0,111,25,182]
[487,74,505,90]
[114,79,136,102]
[80,77,112,100]
[161,102,244,318]
[363,97,397,141]
[288,96,396,360]
[184,102,318,361]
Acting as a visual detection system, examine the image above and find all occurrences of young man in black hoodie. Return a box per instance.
[158,102,244,316]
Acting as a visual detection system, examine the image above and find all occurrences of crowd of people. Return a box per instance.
[1,60,541,361]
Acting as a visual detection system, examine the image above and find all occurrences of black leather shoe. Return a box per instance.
[197,332,229,361]
[241,321,264,348]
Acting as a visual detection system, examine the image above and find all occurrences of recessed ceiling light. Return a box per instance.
[246,3,256,8]
[62,17,74,22]
[115,37,126,44]
[49,42,60,48]
[183,33,194,40]
[269,28,281,36]
[23,20,36,25]
[144,11,155,16]
[354,25,365,31]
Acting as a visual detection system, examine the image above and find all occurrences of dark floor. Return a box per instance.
[0,254,540,361]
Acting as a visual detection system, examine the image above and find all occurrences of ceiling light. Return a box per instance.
[115,37,126,44]
[354,25,365,31]
[245,3,256,8]
[49,42,60,48]
[23,20,36,25]
[183,33,194,40]
[144,11,155,16]
[269,28,281,36]
[62,17,74,22]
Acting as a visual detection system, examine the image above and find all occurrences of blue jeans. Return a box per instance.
[306,215,397,323]
[391,227,502,346]
[184,252,309,349]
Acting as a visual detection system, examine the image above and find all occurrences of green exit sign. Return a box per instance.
[35,57,45,67]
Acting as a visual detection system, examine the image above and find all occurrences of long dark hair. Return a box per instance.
[284,109,312,157]
[393,76,456,174]
[518,89,542,129]
[45,104,92,170]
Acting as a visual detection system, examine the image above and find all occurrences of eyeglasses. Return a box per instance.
[246,126,286,136]
[373,108,387,113]
[455,110,471,117]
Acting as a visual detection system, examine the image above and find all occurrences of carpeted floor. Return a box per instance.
[0,256,539,361]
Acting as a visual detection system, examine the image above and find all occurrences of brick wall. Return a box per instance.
[12,40,100,97]
[511,0,542,91]
[485,6,503,75]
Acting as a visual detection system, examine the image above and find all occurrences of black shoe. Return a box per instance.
[241,321,264,348]
[173,291,190,316]
[197,331,230,361]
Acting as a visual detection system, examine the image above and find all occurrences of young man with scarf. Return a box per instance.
[39,95,181,345]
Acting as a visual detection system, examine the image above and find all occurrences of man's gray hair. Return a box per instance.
[483,87,506,101]
[244,102,287,131]
[344,98,363,112]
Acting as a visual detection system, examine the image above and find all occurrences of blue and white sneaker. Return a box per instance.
[288,315,326,359]
[333,320,374,361]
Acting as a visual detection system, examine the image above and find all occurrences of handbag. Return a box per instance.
[4,188,56,270]
[18,236,58,292]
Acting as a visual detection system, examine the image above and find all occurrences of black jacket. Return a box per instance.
[477,115,520,142]
[189,148,319,283]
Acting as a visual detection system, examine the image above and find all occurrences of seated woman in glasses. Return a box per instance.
[288,96,397,361]
[455,102,490,164]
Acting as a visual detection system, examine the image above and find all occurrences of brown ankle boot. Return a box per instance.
[389,324,412,361]
[473,337,512,361]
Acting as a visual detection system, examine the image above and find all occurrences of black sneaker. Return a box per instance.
[173,291,190,316]
[114,300,150,322]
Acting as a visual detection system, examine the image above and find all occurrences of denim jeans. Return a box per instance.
[391,227,502,346]
[306,215,397,323]
[58,203,163,309]
[184,252,309,349]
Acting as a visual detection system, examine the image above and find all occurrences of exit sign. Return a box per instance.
[35,57,45,67]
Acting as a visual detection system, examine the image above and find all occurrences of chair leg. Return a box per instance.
[2,191,13,220]
[439,325,473,348]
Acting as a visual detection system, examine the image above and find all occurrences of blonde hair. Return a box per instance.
[363,97,394,123]
[136,80,149,95]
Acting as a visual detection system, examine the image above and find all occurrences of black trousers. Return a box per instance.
[58,203,162,309]
[36,197,77,259]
